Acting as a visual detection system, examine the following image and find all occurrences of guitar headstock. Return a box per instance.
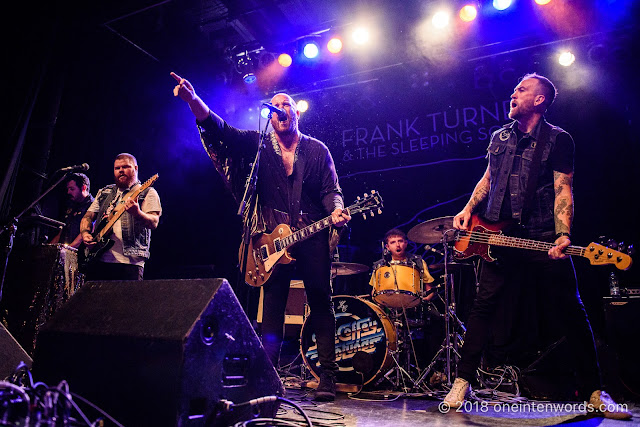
[143,174,159,187]
[347,190,383,220]
[584,241,633,271]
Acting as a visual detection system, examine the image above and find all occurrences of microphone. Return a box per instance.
[424,244,444,256]
[59,163,90,172]
[262,103,287,121]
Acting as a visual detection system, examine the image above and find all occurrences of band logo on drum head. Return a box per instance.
[301,296,396,385]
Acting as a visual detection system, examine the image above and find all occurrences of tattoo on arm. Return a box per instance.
[467,178,490,211]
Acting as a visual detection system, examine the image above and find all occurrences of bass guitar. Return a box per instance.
[79,174,159,271]
[453,214,632,270]
[242,191,383,287]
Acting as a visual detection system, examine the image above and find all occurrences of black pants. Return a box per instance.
[457,248,601,397]
[260,234,338,373]
[84,261,144,281]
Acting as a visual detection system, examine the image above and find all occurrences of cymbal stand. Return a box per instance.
[414,229,465,390]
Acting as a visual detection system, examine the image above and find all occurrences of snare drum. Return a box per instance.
[371,261,422,308]
[300,295,396,386]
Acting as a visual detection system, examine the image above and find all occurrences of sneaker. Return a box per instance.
[443,378,470,409]
[589,390,632,420]
[313,371,336,402]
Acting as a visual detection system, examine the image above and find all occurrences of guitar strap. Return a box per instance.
[520,120,550,223]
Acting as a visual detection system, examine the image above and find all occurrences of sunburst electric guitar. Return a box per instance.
[79,174,159,271]
[453,214,632,270]
[241,191,384,287]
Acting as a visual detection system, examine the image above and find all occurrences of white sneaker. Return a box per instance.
[443,378,470,409]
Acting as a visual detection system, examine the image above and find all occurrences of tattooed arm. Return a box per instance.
[453,165,491,230]
[549,170,574,259]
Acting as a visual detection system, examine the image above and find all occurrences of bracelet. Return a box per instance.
[555,232,571,239]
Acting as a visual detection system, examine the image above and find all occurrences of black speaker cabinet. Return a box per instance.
[603,296,640,402]
[0,323,32,379]
[32,279,284,426]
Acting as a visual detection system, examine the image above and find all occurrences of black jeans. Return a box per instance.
[260,233,338,373]
[84,261,144,281]
[457,248,601,397]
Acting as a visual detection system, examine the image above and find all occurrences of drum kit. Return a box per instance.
[300,216,475,393]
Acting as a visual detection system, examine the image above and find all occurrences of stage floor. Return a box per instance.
[278,387,639,426]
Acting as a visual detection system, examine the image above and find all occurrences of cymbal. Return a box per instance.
[428,262,472,271]
[331,262,369,276]
[407,216,454,244]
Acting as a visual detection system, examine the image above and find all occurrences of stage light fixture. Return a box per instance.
[352,27,370,45]
[297,100,309,113]
[235,52,257,84]
[535,0,551,4]
[493,0,512,11]
[303,42,319,59]
[327,38,343,54]
[459,5,478,22]
[278,53,292,67]
[432,10,451,29]
[558,51,576,66]
[260,107,270,119]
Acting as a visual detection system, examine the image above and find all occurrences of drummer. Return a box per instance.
[370,228,435,301]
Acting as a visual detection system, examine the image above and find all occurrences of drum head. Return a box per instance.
[300,295,396,385]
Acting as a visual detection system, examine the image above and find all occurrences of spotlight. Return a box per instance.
[258,51,276,68]
[352,27,370,45]
[297,100,309,113]
[493,0,512,11]
[535,0,551,4]
[303,42,319,59]
[278,53,292,67]
[459,5,477,22]
[327,38,343,54]
[432,10,451,29]
[235,53,257,84]
[260,107,270,119]
[558,51,576,66]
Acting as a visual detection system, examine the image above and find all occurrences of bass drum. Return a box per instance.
[300,295,397,386]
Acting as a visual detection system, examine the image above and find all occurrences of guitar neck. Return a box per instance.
[466,231,585,257]
[281,215,335,249]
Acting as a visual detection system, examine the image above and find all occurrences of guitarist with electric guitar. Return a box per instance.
[173,73,359,402]
[443,73,631,419]
[80,153,162,281]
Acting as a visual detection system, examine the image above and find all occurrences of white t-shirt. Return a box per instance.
[88,186,162,266]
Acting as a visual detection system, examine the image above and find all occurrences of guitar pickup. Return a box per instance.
[274,238,283,252]
[259,245,269,261]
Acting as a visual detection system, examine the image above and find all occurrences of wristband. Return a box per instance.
[555,232,570,239]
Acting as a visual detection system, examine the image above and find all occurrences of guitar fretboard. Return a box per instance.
[282,217,333,248]
[462,230,586,257]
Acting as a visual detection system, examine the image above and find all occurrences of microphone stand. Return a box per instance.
[237,116,271,282]
[0,170,70,304]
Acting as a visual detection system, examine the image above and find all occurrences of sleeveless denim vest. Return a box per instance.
[483,119,567,235]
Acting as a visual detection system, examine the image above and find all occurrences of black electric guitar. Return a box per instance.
[453,214,633,270]
[241,191,383,287]
[79,174,159,271]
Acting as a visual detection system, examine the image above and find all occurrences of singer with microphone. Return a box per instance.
[171,72,350,402]
[50,172,94,249]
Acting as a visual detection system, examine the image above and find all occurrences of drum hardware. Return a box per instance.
[414,229,468,390]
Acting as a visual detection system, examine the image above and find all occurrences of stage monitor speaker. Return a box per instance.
[0,323,32,379]
[32,279,284,426]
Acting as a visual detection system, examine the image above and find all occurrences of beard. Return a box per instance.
[116,174,135,189]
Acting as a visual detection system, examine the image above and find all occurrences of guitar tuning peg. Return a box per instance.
[618,242,626,252]
[357,196,361,200]
[377,208,382,215]
[363,193,369,198]
[371,190,375,195]
[369,210,374,217]
[362,213,367,220]
[627,244,635,256]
